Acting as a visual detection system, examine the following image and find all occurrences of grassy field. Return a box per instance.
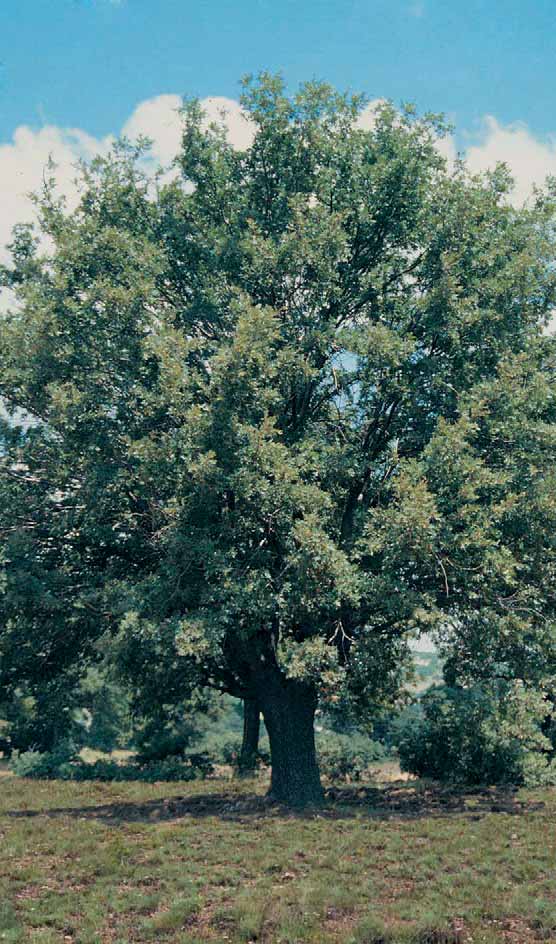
[1,765,555,944]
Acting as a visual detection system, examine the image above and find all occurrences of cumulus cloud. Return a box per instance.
[201,97,255,151]
[356,98,388,132]
[434,133,457,167]
[121,94,183,166]
[122,94,255,165]
[0,93,256,279]
[465,116,556,205]
[1,93,556,279]
[0,125,112,265]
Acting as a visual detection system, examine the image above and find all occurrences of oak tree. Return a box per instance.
[2,76,556,805]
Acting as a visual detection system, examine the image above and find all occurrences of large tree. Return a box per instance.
[2,76,556,805]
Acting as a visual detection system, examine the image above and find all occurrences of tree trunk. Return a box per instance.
[237,698,261,777]
[259,678,323,808]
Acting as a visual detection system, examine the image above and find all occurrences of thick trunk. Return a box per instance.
[259,678,323,808]
[237,698,261,777]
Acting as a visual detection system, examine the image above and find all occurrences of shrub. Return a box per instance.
[10,742,77,779]
[131,692,224,764]
[201,731,270,769]
[70,754,213,782]
[203,733,243,765]
[316,731,386,782]
[11,750,213,782]
[133,712,206,764]
[398,682,556,786]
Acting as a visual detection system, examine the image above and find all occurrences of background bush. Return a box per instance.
[9,743,77,779]
[200,731,269,768]
[10,749,214,782]
[398,682,556,786]
[316,731,386,782]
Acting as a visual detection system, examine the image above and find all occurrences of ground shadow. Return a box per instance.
[3,781,545,826]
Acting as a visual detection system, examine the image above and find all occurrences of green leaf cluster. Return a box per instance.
[2,75,556,750]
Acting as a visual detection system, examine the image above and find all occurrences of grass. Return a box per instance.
[0,767,555,943]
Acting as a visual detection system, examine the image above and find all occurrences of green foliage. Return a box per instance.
[132,700,215,764]
[201,730,270,768]
[9,742,77,779]
[2,73,556,802]
[0,683,81,757]
[133,717,199,764]
[10,750,213,782]
[316,730,385,781]
[0,666,133,759]
[76,666,133,752]
[398,682,556,786]
[368,701,425,753]
[195,696,270,770]
[112,615,223,763]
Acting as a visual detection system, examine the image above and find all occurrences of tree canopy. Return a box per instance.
[2,75,556,805]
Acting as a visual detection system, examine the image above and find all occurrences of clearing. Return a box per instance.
[0,768,555,943]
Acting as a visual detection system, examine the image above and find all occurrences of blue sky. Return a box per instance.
[1,0,555,143]
[1,0,556,269]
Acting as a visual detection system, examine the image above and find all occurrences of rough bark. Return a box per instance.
[258,677,323,807]
[236,698,261,777]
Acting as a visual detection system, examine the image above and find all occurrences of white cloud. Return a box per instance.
[121,94,183,166]
[465,116,556,205]
[356,98,388,132]
[122,94,255,165]
[200,96,255,151]
[434,133,457,167]
[1,94,556,284]
[0,125,113,266]
[0,94,256,282]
